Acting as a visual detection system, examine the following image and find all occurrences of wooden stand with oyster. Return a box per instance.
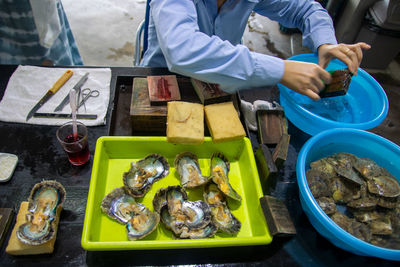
[6,180,66,255]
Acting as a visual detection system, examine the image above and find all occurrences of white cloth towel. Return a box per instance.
[240,99,283,131]
[0,65,111,126]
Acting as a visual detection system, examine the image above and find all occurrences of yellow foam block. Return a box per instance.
[167,101,204,144]
[205,102,246,143]
[6,202,62,255]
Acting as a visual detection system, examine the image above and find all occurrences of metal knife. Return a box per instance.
[26,70,74,121]
[33,112,97,120]
[54,72,89,112]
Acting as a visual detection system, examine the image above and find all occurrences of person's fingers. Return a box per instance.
[343,47,358,75]
[336,48,357,74]
[305,88,321,101]
[356,42,371,50]
[319,68,332,84]
[318,56,330,69]
[352,45,363,64]
[308,82,321,94]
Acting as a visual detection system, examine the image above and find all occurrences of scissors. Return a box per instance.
[77,88,100,112]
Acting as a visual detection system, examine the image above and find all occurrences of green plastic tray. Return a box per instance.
[81,136,272,250]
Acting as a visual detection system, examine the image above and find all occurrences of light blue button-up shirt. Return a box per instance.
[141,0,337,93]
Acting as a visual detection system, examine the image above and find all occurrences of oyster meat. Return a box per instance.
[123,154,169,197]
[204,182,241,234]
[17,180,66,246]
[101,187,159,240]
[174,152,209,188]
[210,153,241,201]
[153,186,217,239]
[126,203,160,241]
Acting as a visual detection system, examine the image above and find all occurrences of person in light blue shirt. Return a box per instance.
[0,0,83,66]
[140,0,370,100]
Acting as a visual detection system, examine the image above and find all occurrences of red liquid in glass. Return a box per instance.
[63,134,90,165]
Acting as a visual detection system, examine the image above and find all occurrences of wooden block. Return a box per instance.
[257,109,287,145]
[6,202,62,255]
[204,102,246,143]
[319,69,352,98]
[255,144,278,193]
[191,78,232,105]
[130,78,167,133]
[147,75,181,105]
[167,101,204,144]
[260,195,296,236]
[0,208,14,248]
[272,133,291,169]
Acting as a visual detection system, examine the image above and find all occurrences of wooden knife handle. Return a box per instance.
[49,70,73,94]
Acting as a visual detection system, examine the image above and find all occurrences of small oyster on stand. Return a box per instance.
[174,152,209,188]
[17,180,66,245]
[210,153,241,201]
[123,154,169,197]
[101,187,159,240]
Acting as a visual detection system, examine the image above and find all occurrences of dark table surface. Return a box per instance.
[0,65,398,266]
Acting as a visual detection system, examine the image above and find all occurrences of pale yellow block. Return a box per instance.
[167,101,204,144]
[6,202,62,255]
[205,102,246,143]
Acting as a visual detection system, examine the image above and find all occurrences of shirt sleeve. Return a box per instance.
[150,0,284,93]
[149,0,335,93]
[254,0,337,51]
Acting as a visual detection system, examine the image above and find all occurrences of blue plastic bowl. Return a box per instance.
[278,53,389,136]
[297,128,400,261]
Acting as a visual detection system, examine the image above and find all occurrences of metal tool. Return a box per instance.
[26,70,73,121]
[77,88,100,112]
[33,112,97,120]
[54,72,89,112]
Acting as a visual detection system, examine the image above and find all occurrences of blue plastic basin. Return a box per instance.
[297,128,400,261]
[278,53,389,136]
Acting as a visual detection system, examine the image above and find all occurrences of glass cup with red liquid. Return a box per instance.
[56,121,90,166]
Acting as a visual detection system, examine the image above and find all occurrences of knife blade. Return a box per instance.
[26,70,74,121]
[54,72,89,112]
[33,112,97,120]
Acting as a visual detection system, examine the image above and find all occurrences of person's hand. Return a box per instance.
[280,60,331,101]
[318,42,371,75]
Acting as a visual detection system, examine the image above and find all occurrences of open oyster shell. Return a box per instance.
[17,180,66,246]
[123,154,169,197]
[153,186,216,239]
[204,182,241,234]
[174,152,209,188]
[101,187,159,240]
[210,153,241,201]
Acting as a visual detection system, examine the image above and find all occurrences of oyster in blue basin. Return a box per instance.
[123,154,169,197]
[17,180,66,245]
[307,152,400,250]
[101,187,159,240]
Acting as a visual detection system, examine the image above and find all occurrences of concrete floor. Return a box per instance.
[62,1,400,145]
[61,0,301,67]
